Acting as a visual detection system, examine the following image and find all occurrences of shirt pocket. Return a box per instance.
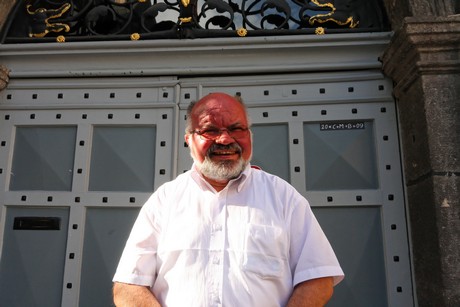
[242,224,287,279]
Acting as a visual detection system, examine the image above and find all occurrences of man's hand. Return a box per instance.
[113,282,162,307]
[286,277,334,307]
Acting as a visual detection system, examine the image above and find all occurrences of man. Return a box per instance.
[113,92,344,306]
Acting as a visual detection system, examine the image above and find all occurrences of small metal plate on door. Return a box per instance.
[13,216,61,230]
[320,122,365,131]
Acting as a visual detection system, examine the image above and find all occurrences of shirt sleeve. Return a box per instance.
[113,193,161,286]
[288,192,345,286]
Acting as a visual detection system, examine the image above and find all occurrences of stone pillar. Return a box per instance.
[0,0,16,91]
[381,16,460,306]
[0,65,9,90]
[0,0,17,34]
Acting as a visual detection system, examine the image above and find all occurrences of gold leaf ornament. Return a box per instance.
[131,33,141,40]
[315,27,325,35]
[179,17,192,24]
[56,35,66,43]
[237,28,247,37]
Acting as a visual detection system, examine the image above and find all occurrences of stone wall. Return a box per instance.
[0,0,15,90]
[0,65,8,90]
[0,0,16,31]
[381,9,460,307]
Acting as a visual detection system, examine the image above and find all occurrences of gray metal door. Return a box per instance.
[0,72,414,306]
[0,77,178,306]
[178,72,414,306]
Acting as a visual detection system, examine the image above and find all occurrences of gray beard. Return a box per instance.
[200,155,248,181]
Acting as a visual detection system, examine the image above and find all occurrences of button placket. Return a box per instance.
[208,191,227,306]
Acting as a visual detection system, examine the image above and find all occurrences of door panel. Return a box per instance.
[88,126,157,192]
[304,121,378,190]
[0,207,69,307]
[252,124,290,182]
[10,126,77,191]
[314,206,387,307]
[79,207,140,307]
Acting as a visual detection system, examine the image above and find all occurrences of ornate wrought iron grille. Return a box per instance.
[1,0,389,43]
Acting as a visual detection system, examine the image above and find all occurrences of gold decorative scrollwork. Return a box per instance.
[15,0,370,41]
[27,3,71,38]
[309,0,359,28]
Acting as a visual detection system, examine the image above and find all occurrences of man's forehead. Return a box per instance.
[193,98,245,119]
[195,96,236,111]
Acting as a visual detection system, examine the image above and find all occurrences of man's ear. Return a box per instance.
[184,134,190,146]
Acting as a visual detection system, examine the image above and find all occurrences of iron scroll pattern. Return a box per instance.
[2,0,389,43]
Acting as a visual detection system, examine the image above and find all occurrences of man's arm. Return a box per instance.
[113,282,161,307]
[286,277,334,307]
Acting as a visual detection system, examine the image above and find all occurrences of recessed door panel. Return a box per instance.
[79,207,141,307]
[313,206,387,307]
[252,124,290,182]
[304,121,378,191]
[0,207,69,307]
[10,126,77,191]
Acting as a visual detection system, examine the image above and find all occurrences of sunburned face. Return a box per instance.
[185,93,252,185]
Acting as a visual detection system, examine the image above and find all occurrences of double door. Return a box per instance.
[0,72,414,306]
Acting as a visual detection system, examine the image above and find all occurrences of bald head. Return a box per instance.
[185,93,248,134]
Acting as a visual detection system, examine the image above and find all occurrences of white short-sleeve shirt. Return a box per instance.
[113,164,344,307]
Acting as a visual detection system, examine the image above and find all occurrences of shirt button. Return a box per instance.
[212,257,220,265]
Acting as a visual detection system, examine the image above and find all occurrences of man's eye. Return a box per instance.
[229,127,244,132]
[202,129,220,136]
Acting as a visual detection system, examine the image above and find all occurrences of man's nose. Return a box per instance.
[215,130,234,144]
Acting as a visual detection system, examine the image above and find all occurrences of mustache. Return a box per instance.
[207,143,242,156]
